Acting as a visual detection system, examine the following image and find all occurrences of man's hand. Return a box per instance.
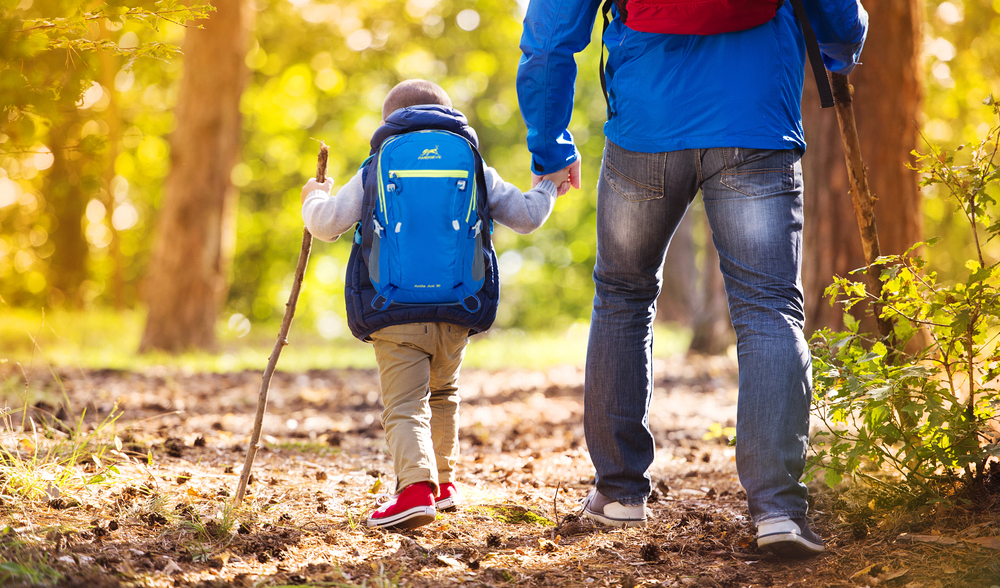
[531,159,581,197]
[301,178,333,204]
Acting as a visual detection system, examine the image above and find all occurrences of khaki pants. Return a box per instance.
[371,322,469,494]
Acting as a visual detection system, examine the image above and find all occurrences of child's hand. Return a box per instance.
[301,178,333,204]
[532,159,580,197]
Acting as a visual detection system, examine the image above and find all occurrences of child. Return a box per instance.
[300,79,562,530]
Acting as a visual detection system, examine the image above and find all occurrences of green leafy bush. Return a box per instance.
[808,98,1000,500]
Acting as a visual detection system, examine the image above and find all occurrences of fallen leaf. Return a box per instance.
[162,560,182,576]
[896,533,958,545]
[968,537,1000,550]
[881,568,909,581]
[435,555,462,567]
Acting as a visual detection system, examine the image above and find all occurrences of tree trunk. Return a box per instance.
[801,0,923,333]
[140,0,250,353]
[46,115,88,307]
[656,211,697,326]
[689,234,735,355]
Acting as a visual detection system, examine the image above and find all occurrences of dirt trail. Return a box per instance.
[1,356,998,587]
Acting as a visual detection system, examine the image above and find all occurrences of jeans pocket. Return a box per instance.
[720,148,794,198]
[603,140,665,202]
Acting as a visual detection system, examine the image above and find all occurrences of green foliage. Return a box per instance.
[0,1,211,307]
[232,0,608,333]
[470,504,554,526]
[1,0,212,148]
[0,399,130,500]
[0,528,63,587]
[808,101,1000,499]
[1,0,613,335]
[921,0,1000,283]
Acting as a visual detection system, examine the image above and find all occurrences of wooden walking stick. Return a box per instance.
[830,73,896,345]
[234,142,328,507]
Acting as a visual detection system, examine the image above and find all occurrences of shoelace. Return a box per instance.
[373,492,396,506]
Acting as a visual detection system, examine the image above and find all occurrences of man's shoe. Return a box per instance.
[365,482,436,530]
[581,488,647,528]
[435,482,460,511]
[757,518,826,557]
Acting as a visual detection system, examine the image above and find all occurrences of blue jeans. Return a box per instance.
[585,141,812,524]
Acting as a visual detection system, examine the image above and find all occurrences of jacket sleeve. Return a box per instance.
[516,0,603,175]
[301,170,364,242]
[484,166,559,234]
[804,0,869,74]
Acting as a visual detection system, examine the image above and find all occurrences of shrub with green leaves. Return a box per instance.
[808,98,1000,500]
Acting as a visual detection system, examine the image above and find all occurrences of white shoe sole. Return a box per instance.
[758,531,826,557]
[365,505,436,530]
[582,507,647,528]
[435,496,458,511]
[581,490,647,528]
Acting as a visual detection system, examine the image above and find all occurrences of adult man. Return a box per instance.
[517,0,867,557]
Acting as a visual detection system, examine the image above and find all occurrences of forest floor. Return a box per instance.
[1,355,999,588]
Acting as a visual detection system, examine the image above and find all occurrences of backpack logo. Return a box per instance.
[418,146,441,160]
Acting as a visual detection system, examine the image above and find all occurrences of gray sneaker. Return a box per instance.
[756,518,826,558]
[581,489,647,528]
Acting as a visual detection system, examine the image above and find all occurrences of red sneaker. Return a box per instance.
[435,482,461,511]
[365,482,436,530]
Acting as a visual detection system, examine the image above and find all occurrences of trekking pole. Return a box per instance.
[234,142,328,507]
[830,73,895,344]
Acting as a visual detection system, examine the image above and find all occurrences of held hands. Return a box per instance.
[301,178,333,204]
[531,159,581,197]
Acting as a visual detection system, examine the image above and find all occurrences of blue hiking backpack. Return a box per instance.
[344,105,499,342]
[368,128,487,312]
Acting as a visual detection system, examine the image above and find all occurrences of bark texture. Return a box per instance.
[140,0,250,352]
[46,115,88,307]
[801,0,923,333]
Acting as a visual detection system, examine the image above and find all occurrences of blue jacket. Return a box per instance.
[516,0,869,174]
[344,106,500,341]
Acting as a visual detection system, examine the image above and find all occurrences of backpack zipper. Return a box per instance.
[386,169,478,224]
[376,133,479,223]
[389,170,469,178]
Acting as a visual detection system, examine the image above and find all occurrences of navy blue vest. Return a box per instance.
[344,106,500,341]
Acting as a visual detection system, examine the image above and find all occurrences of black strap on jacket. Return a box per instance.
[788,0,835,108]
[599,0,835,118]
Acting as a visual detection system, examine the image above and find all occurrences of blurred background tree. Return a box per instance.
[140,0,250,352]
[802,0,923,333]
[1,0,998,355]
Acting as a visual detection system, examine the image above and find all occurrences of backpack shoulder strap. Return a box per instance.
[600,0,614,119]
[788,0,834,108]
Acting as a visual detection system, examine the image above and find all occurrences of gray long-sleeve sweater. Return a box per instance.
[302,166,558,242]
